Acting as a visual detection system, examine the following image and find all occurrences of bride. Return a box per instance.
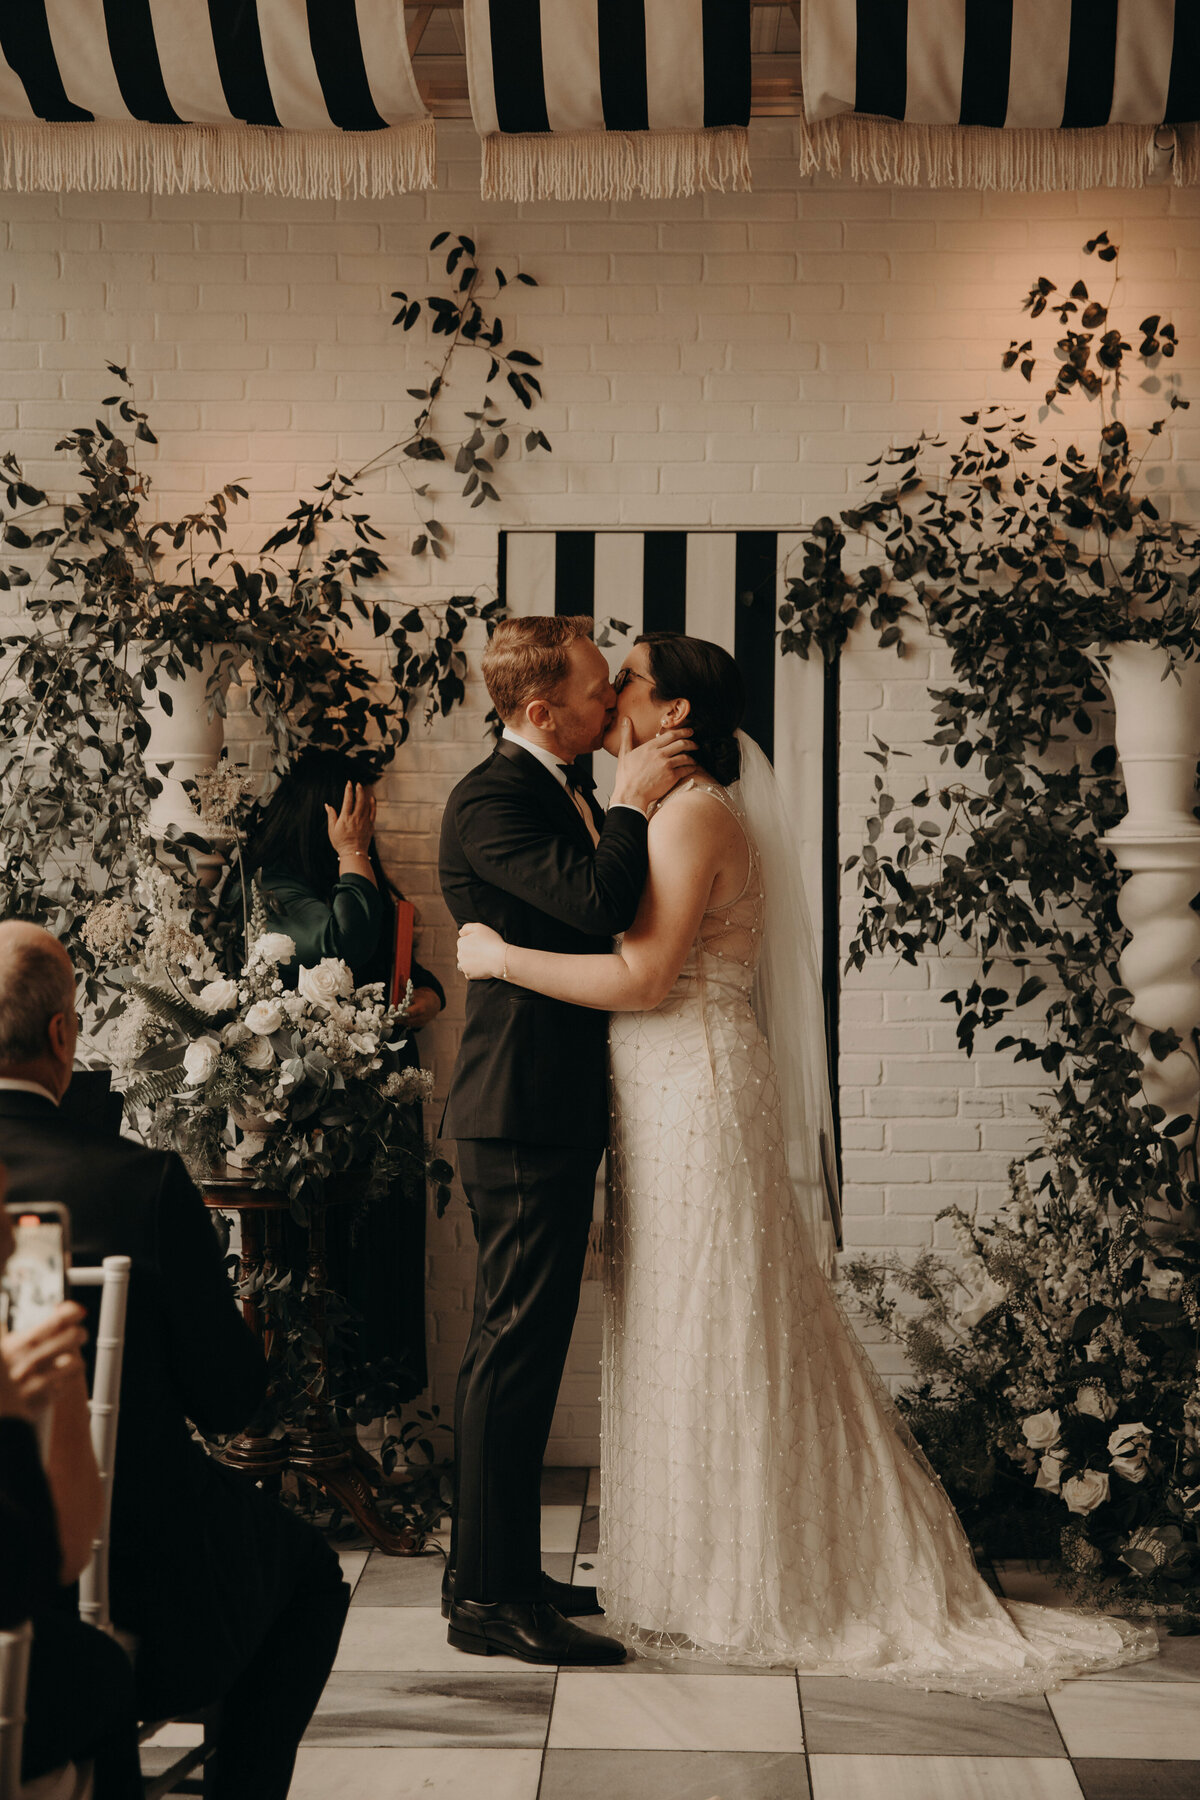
[456,630,1156,1694]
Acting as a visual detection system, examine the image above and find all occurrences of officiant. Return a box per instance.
[238,747,445,1400]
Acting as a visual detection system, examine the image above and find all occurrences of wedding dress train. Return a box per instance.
[600,778,1157,1695]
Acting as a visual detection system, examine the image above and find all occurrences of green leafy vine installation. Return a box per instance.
[781,231,1200,1220]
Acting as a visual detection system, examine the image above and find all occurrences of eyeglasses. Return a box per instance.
[613,667,654,696]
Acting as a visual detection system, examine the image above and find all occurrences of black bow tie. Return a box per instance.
[559,761,597,797]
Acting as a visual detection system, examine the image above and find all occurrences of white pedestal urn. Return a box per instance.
[1095,641,1200,1135]
[135,645,229,871]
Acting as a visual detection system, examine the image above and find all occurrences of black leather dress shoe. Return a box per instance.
[447,1598,626,1665]
[441,1567,602,1619]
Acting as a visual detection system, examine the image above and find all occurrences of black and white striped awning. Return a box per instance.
[800,0,1200,189]
[465,0,752,200]
[0,1,433,197]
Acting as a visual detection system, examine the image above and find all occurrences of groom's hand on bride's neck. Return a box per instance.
[610,720,698,816]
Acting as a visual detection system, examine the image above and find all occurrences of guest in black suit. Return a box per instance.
[438,615,693,1666]
[0,922,350,1800]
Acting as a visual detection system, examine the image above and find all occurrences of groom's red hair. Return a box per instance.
[483,615,594,721]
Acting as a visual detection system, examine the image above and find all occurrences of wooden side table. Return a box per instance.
[201,1168,418,1554]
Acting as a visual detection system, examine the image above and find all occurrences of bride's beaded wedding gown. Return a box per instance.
[600,780,1156,1694]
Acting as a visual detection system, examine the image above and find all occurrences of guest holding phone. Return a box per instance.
[240,748,445,1396]
[0,1174,142,1798]
[0,925,350,1800]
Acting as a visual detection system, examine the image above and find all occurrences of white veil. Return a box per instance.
[734,729,842,1276]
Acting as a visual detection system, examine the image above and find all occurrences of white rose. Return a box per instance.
[1034,1448,1069,1494]
[249,932,296,966]
[1110,1454,1149,1484]
[182,1037,221,1086]
[297,959,355,1011]
[1108,1422,1152,1462]
[240,1034,275,1071]
[959,1275,1007,1329]
[222,1021,251,1046]
[1075,1386,1117,1422]
[1062,1470,1110,1515]
[197,976,239,1015]
[1021,1409,1062,1450]
[245,1000,284,1035]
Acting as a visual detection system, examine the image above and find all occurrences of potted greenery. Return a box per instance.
[782,228,1200,1220]
[781,231,1200,1614]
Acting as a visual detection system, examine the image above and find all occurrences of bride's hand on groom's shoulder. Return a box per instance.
[610,719,697,816]
[457,922,506,981]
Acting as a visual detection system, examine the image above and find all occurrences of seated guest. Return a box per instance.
[0,1177,141,1798]
[0,923,350,1800]
[241,748,445,1395]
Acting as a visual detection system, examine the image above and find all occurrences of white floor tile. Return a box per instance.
[339,1550,369,1592]
[289,1747,543,1799]
[808,1755,1084,1800]
[547,1671,804,1752]
[541,1504,583,1552]
[572,1554,600,1586]
[334,1605,531,1673]
[141,1723,203,1748]
[1048,1678,1200,1758]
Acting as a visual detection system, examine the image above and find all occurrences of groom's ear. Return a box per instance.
[524,697,554,732]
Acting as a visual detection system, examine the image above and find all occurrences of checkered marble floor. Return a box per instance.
[146,1468,1200,1799]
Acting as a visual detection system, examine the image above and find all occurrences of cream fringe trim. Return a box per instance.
[0,116,436,198]
[481,125,750,202]
[797,113,1185,191]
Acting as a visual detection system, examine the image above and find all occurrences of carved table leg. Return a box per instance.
[286,1200,418,1553]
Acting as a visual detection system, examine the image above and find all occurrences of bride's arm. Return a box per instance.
[457,793,727,1011]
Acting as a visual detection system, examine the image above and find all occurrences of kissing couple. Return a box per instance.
[438,614,1156,1692]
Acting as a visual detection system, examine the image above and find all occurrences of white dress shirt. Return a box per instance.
[500,727,644,819]
[0,1076,59,1106]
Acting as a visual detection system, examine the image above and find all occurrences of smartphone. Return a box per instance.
[1,1203,70,1335]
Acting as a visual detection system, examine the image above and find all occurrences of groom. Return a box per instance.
[438,615,692,1665]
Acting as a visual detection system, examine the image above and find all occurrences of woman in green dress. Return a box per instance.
[241,748,445,1399]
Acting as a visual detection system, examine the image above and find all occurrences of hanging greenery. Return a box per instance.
[0,231,549,987]
[781,229,1200,1220]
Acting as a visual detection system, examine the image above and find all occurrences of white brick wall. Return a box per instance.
[3,120,1197,1453]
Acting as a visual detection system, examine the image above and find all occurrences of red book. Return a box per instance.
[390,901,415,1010]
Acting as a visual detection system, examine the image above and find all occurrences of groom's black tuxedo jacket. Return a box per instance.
[439,738,649,1146]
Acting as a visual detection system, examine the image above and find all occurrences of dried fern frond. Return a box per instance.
[123,1065,185,1108]
[126,978,211,1037]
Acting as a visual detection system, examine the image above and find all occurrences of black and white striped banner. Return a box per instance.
[499,528,839,1047]
[800,0,1200,190]
[465,0,751,200]
[0,1,433,198]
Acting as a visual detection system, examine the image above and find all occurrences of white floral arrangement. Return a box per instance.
[92,862,433,1212]
[843,1123,1200,1613]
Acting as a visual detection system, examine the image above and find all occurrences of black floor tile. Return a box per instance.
[798,1675,1063,1757]
[1073,1760,1200,1800]
[539,1749,811,1800]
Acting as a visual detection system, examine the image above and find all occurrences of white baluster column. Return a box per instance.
[136,646,229,878]
[1097,642,1200,1125]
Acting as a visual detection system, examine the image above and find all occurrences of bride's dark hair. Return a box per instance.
[636,633,745,786]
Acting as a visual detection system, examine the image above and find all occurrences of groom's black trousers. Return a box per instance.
[451,1137,601,1604]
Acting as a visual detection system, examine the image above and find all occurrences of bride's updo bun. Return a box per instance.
[636,633,745,787]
